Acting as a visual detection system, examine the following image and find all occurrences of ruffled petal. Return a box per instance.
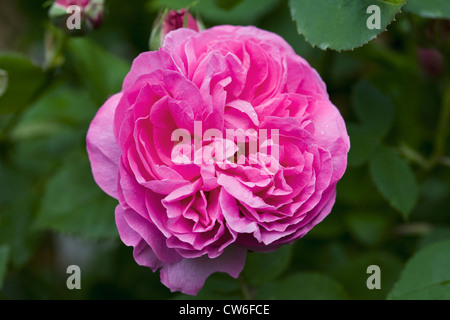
[86,93,122,198]
[160,245,246,295]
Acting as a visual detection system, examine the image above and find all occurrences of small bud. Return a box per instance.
[425,20,450,44]
[149,9,201,51]
[418,48,444,79]
[48,0,104,36]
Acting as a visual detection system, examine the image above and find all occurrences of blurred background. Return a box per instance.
[0,0,449,300]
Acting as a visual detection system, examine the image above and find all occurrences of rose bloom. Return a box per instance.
[87,25,350,295]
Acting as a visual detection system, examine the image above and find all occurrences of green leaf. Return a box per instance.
[67,38,130,106]
[0,245,10,289]
[418,226,450,250]
[0,163,41,268]
[352,81,395,139]
[331,252,403,300]
[152,0,279,25]
[147,0,196,10]
[259,3,325,63]
[198,0,278,25]
[369,146,419,219]
[9,83,97,180]
[0,54,46,115]
[404,0,450,19]
[347,123,380,167]
[256,272,349,299]
[344,211,393,246]
[306,213,345,239]
[337,166,383,206]
[11,83,95,141]
[243,245,293,286]
[175,273,241,300]
[289,0,407,51]
[388,240,450,300]
[0,69,7,98]
[35,150,118,240]
[213,0,243,10]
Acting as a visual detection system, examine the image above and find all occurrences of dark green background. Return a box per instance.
[0,0,449,300]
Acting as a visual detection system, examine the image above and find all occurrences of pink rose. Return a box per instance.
[87,25,350,295]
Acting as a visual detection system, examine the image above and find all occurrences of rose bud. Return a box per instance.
[48,0,104,35]
[425,20,450,44]
[149,9,201,50]
[418,48,444,79]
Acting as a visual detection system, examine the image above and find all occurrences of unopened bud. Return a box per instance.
[418,48,444,79]
[48,0,104,36]
[150,9,201,51]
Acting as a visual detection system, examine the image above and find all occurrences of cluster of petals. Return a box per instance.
[87,25,350,295]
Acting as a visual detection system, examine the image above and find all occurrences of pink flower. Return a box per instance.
[55,0,90,7]
[418,48,444,78]
[87,25,350,295]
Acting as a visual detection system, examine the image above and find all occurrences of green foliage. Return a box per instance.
[150,0,279,25]
[0,245,10,290]
[347,124,379,167]
[352,81,394,139]
[12,84,95,141]
[388,240,450,299]
[344,211,393,247]
[0,163,41,268]
[66,38,130,105]
[0,70,7,98]
[347,80,419,219]
[369,146,419,219]
[35,149,118,240]
[212,0,243,11]
[418,226,450,250]
[0,55,46,115]
[0,0,449,301]
[333,252,404,300]
[243,245,293,286]
[347,80,395,167]
[289,0,407,50]
[256,272,350,299]
[405,0,450,19]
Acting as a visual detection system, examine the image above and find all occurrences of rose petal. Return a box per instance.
[160,245,246,295]
[86,93,122,198]
[115,205,141,247]
[123,207,181,263]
